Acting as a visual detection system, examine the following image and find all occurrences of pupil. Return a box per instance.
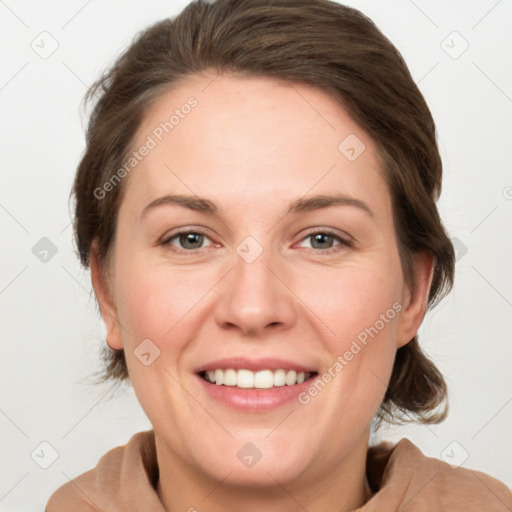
[178,233,333,250]
[180,232,203,249]
[312,233,332,249]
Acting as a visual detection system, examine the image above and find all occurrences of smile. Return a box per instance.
[199,368,318,389]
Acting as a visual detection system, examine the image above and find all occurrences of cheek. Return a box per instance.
[111,256,209,414]
[298,256,403,407]
[301,258,403,348]
[114,263,204,346]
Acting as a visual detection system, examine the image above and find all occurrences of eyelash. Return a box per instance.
[160,228,353,255]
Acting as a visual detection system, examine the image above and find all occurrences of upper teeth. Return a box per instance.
[203,369,313,388]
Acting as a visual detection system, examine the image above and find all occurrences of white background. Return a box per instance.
[1,0,511,510]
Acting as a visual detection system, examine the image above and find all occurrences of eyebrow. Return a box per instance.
[140,193,374,220]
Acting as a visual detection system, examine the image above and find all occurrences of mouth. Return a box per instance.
[198,368,319,389]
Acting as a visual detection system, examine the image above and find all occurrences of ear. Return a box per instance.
[396,251,434,349]
[90,243,123,350]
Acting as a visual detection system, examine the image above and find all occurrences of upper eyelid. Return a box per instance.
[161,228,216,244]
[162,228,352,249]
[300,231,348,243]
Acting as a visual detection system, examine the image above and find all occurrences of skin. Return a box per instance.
[91,72,433,512]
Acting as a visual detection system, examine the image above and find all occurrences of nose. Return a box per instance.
[213,241,297,337]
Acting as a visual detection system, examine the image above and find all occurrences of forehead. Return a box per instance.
[125,73,391,220]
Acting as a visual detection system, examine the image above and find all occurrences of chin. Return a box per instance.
[186,434,315,486]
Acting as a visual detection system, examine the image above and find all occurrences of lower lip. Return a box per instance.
[195,373,319,411]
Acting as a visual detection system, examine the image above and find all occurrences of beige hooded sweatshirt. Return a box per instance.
[45,430,512,511]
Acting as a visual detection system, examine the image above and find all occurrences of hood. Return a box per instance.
[45,429,512,511]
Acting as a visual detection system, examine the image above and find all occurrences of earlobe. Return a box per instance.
[396,251,434,348]
[90,244,123,350]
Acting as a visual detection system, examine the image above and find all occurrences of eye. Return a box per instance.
[161,230,214,253]
[297,229,352,253]
[160,228,353,255]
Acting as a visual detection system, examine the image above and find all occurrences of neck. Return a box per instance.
[155,431,371,512]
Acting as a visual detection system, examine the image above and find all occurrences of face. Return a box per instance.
[92,72,431,487]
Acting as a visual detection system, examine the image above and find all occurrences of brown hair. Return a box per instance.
[73,0,455,424]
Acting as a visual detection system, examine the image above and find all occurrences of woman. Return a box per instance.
[46,0,512,510]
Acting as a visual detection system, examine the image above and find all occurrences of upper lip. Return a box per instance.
[194,357,318,374]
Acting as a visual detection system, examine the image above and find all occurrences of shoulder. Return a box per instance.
[45,430,157,512]
[365,438,512,511]
[45,464,104,512]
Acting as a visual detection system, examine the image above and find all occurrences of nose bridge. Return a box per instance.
[214,235,295,334]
